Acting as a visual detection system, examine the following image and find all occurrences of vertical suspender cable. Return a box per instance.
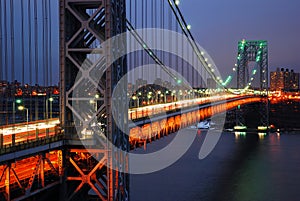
[21,0,25,85]
[181,15,184,90]
[0,0,2,80]
[192,40,196,87]
[175,5,179,85]
[44,0,48,87]
[28,0,33,120]
[186,30,189,90]
[4,0,8,124]
[168,1,172,84]
[134,0,138,78]
[141,0,144,79]
[10,0,15,125]
[153,0,157,78]
[42,0,47,119]
[152,0,156,78]
[145,0,148,81]
[28,0,32,85]
[4,0,8,81]
[0,1,2,126]
[34,0,38,85]
[162,0,165,82]
[34,0,38,120]
[10,0,14,83]
[3,1,8,124]
[129,0,132,85]
[48,0,52,86]
[42,0,46,87]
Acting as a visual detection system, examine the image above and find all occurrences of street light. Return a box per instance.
[157,91,161,103]
[147,93,152,105]
[94,94,99,112]
[49,97,54,118]
[132,95,139,108]
[18,105,28,129]
[89,94,99,112]
[46,97,54,123]
[164,90,169,103]
[89,99,96,112]
[13,99,22,124]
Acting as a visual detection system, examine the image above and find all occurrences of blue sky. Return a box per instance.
[180,0,300,76]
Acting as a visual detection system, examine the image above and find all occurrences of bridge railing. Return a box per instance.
[129,94,242,120]
[0,125,63,155]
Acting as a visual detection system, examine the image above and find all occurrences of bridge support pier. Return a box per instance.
[235,99,269,131]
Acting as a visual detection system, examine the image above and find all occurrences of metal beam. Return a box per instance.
[60,0,129,200]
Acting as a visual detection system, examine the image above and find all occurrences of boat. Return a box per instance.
[197,120,210,129]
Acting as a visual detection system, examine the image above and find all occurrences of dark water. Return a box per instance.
[130,129,300,201]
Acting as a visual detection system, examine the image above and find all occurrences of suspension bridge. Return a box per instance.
[0,0,269,200]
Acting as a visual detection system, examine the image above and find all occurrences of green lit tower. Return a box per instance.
[236,40,269,130]
[237,40,268,90]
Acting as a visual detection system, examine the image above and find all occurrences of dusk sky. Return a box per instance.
[1,0,300,84]
[180,0,300,76]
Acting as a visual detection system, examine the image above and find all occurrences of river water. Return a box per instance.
[130,129,300,201]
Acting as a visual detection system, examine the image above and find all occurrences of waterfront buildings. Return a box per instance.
[270,68,299,91]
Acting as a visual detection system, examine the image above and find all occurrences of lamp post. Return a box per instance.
[18,106,28,129]
[13,101,15,125]
[89,94,99,113]
[147,92,153,105]
[46,97,54,123]
[164,90,169,103]
[147,94,151,105]
[89,99,96,112]
[49,97,53,119]
[157,91,161,103]
[95,94,99,112]
[132,95,139,108]
[13,99,22,124]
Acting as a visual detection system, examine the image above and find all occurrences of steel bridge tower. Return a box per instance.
[237,40,268,90]
[236,40,269,129]
[60,0,128,200]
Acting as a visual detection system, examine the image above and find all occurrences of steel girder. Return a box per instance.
[60,0,129,200]
[0,151,61,200]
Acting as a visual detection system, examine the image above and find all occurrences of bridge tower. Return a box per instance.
[60,0,128,200]
[236,40,269,129]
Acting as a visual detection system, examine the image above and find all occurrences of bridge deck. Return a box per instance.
[0,95,262,156]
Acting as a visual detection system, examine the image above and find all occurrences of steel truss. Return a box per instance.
[0,151,61,200]
[60,0,129,200]
[236,40,269,127]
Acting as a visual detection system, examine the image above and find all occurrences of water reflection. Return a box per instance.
[258,132,267,140]
[131,130,300,201]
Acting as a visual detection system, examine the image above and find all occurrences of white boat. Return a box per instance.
[197,120,210,129]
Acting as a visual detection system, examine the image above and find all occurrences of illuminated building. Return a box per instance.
[270,68,299,91]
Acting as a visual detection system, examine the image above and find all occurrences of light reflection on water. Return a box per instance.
[130,130,300,201]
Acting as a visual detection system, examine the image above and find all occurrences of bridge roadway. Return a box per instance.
[128,94,262,148]
[0,94,262,153]
[0,119,62,157]
[0,94,263,200]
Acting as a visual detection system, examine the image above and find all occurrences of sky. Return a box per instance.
[1,0,300,85]
[179,0,300,76]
